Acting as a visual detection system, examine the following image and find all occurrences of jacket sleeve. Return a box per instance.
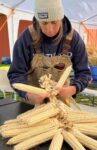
[70,30,92,93]
[7,30,33,98]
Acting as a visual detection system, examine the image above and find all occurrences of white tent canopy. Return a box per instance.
[1,0,97,24]
[0,0,97,59]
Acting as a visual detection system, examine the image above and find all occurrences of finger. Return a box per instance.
[38,93,49,99]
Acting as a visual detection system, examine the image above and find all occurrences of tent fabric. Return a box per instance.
[0,0,97,60]
[85,28,97,49]
[0,0,97,25]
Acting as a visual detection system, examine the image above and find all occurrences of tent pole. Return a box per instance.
[7,14,15,61]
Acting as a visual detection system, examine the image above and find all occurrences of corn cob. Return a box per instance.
[12,83,47,95]
[26,107,60,125]
[74,123,97,127]
[56,65,72,87]
[49,131,63,150]
[7,118,60,145]
[17,104,46,119]
[1,119,50,132]
[58,100,73,112]
[14,127,58,150]
[62,98,71,107]
[61,97,81,110]
[1,119,55,138]
[1,127,34,138]
[0,123,28,131]
[70,128,97,150]
[1,120,28,128]
[62,130,85,150]
[68,97,81,110]
[4,119,19,124]
[71,110,95,115]
[18,103,55,121]
[68,110,97,116]
[68,115,97,123]
[74,125,97,136]
[68,114,97,121]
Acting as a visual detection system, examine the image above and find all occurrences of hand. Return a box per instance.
[26,92,49,105]
[56,85,77,100]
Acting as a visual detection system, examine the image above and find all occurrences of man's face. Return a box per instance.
[39,20,62,37]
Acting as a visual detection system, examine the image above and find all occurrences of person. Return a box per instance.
[8,0,91,105]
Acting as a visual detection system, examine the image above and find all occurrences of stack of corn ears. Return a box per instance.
[1,101,97,150]
[1,66,97,150]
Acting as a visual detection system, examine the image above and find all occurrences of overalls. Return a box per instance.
[28,25,74,88]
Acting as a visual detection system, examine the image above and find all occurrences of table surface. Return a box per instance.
[0,100,73,150]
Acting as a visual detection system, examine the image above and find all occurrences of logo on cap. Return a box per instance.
[38,12,48,19]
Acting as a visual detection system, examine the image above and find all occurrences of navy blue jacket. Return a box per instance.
[8,16,91,98]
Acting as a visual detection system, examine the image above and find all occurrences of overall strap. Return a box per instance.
[62,29,74,54]
[29,25,74,55]
[28,25,42,54]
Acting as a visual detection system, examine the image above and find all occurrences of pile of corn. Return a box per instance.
[1,100,97,150]
[1,66,97,150]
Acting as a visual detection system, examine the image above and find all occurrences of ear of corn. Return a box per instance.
[55,65,81,110]
[18,103,55,122]
[69,97,81,110]
[1,127,34,138]
[49,131,63,150]
[56,65,72,87]
[68,113,97,120]
[17,104,46,119]
[7,119,60,145]
[12,83,47,95]
[74,123,97,127]
[26,107,60,125]
[74,125,97,136]
[69,110,95,115]
[63,98,71,106]
[0,123,28,131]
[2,119,59,138]
[62,130,85,150]
[71,128,97,150]
[4,119,19,125]
[58,100,73,112]
[68,115,97,123]
[14,127,58,150]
